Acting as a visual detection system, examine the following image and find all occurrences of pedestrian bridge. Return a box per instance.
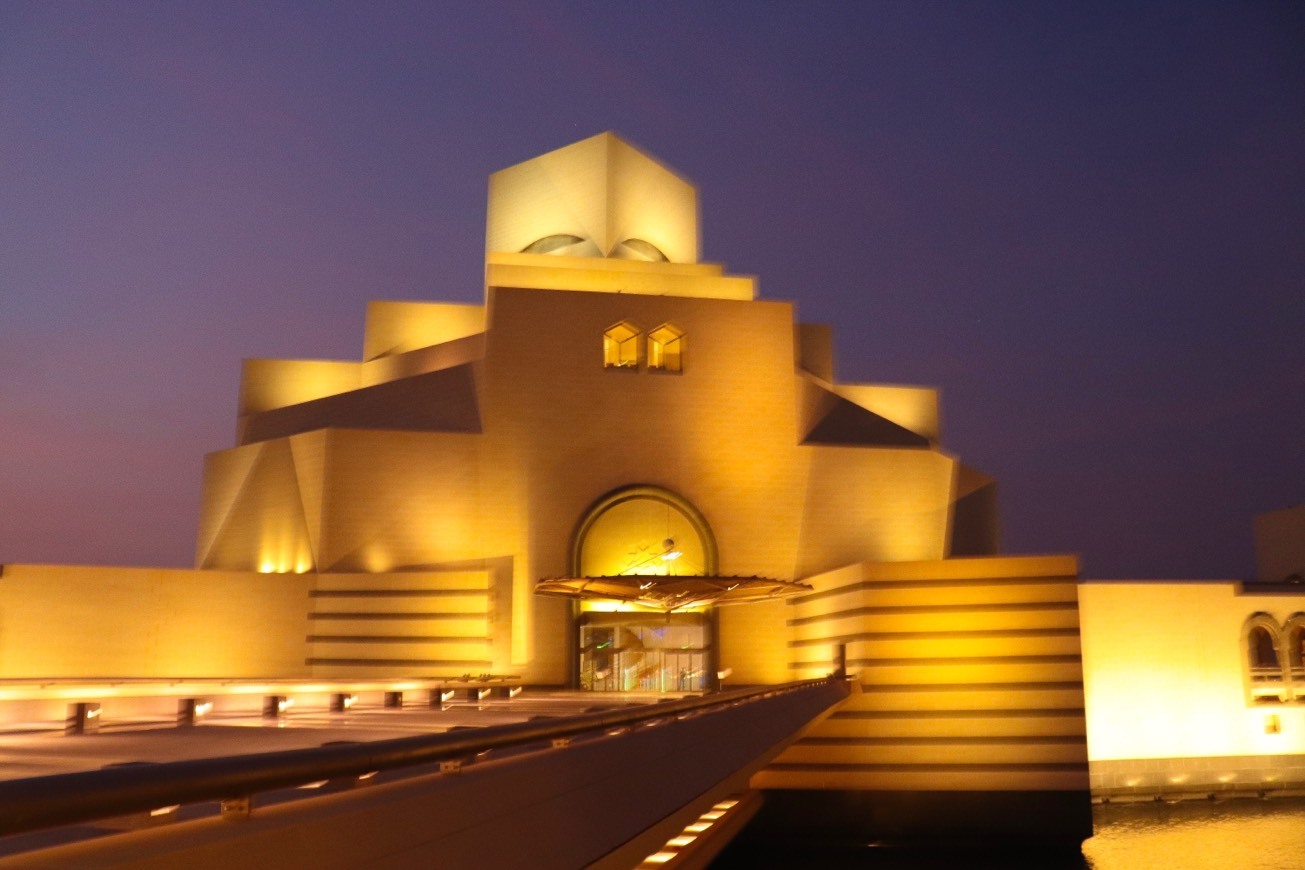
[0,679,846,868]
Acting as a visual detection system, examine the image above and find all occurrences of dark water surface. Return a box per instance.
[714,797,1305,869]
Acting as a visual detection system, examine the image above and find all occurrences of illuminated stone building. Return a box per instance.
[2,133,1300,844]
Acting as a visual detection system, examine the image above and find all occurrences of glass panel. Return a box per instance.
[603,321,640,368]
[1250,626,1281,676]
[648,324,683,372]
[580,615,706,692]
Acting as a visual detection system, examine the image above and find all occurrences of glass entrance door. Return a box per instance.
[579,613,708,692]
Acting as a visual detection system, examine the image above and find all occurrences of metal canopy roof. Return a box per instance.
[535,575,813,612]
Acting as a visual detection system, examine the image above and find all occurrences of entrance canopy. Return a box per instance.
[536,574,812,612]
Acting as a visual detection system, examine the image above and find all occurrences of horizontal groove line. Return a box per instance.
[308,612,487,621]
[306,635,488,644]
[788,602,1077,626]
[850,655,1082,667]
[831,708,1086,720]
[855,681,1084,692]
[792,576,1076,605]
[796,736,1085,747]
[305,658,493,667]
[765,762,1089,773]
[788,628,1081,647]
[788,658,1080,670]
[310,590,486,599]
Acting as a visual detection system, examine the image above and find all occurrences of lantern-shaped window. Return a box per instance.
[648,323,684,373]
[603,321,640,369]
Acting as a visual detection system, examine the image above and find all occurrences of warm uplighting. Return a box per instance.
[639,795,747,867]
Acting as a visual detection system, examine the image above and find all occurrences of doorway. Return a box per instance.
[579,612,708,692]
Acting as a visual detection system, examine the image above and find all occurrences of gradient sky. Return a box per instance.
[2,2,1302,579]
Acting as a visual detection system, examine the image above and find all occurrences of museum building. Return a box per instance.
[1,134,1302,842]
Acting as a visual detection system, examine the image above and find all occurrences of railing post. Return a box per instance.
[65,702,101,735]
[220,796,251,820]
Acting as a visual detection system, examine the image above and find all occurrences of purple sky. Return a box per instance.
[2,2,1302,579]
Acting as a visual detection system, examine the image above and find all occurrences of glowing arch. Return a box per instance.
[570,485,718,578]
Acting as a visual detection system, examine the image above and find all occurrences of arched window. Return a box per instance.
[612,238,669,262]
[1243,613,1286,704]
[1284,613,1305,689]
[521,234,585,255]
[1250,626,1280,672]
[603,321,640,369]
[648,323,684,372]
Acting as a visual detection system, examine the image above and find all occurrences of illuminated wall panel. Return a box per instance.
[196,438,315,573]
[833,383,940,441]
[759,555,1088,795]
[718,600,789,685]
[362,301,486,362]
[305,571,494,677]
[796,449,956,576]
[485,253,755,301]
[0,565,311,678]
[238,359,361,416]
[1078,581,1305,764]
[486,132,699,264]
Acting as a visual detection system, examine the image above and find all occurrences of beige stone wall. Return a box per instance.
[362,301,485,362]
[796,448,955,576]
[486,132,699,264]
[718,600,789,685]
[197,270,966,685]
[758,555,1088,793]
[1078,581,1305,763]
[0,565,310,678]
[237,358,362,417]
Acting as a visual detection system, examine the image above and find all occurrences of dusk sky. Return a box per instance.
[2,2,1302,579]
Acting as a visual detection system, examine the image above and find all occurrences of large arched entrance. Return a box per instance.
[570,485,716,692]
[535,485,811,692]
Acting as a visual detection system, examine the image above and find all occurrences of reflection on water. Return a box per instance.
[1084,797,1305,870]
[713,797,1305,869]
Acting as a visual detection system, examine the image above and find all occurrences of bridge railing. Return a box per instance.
[0,677,839,840]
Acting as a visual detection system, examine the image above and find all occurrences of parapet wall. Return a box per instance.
[0,565,312,679]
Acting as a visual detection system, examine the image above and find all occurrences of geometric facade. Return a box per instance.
[188,132,1092,841]
[4,132,1302,847]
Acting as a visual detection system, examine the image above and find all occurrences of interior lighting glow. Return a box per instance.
[643,853,676,864]
[712,800,738,810]
[195,701,213,717]
[684,822,712,833]
[698,810,725,820]
[149,805,180,817]
[667,835,696,847]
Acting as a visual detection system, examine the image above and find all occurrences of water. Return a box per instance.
[1084,797,1305,870]
[714,797,1305,869]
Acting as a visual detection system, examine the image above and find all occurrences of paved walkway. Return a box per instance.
[0,692,681,781]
